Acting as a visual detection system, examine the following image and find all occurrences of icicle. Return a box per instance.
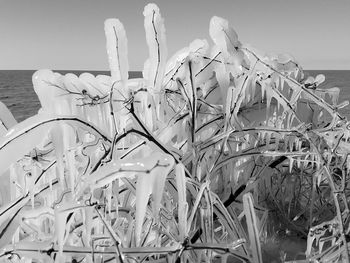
[292,68,298,79]
[142,93,155,130]
[134,153,174,245]
[274,133,280,150]
[290,89,302,107]
[275,77,280,91]
[265,86,272,121]
[83,206,94,246]
[106,183,112,215]
[213,48,230,103]
[50,124,65,189]
[224,86,234,130]
[296,156,301,169]
[28,167,38,209]
[265,131,271,147]
[276,97,281,114]
[54,208,68,262]
[230,75,251,126]
[280,77,285,93]
[67,150,76,195]
[135,172,153,246]
[55,201,83,261]
[261,82,266,100]
[288,136,294,151]
[329,87,340,105]
[245,84,251,104]
[251,78,257,101]
[258,131,264,144]
[151,155,174,218]
[316,155,321,170]
[175,164,188,241]
[303,155,309,169]
[113,179,120,219]
[289,157,294,173]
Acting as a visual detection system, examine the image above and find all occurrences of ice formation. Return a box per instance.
[0,3,350,263]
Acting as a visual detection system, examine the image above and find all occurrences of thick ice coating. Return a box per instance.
[209,16,240,53]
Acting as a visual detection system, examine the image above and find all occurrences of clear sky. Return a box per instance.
[0,0,349,70]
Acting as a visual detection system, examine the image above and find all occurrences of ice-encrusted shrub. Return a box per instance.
[0,3,350,263]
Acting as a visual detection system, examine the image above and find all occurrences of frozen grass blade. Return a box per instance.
[175,163,188,241]
[243,193,263,263]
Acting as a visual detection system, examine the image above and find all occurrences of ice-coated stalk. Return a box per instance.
[105,18,129,137]
[143,3,167,123]
[242,193,263,263]
[105,19,129,87]
[175,163,188,241]
[143,3,167,93]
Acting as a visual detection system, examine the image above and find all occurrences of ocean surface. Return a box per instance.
[0,70,349,122]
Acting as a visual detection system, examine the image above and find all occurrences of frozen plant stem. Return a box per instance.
[94,205,124,263]
[323,167,350,261]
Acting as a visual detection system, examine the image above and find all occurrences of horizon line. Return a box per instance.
[0,68,349,71]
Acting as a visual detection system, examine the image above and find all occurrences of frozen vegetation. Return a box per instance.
[0,3,350,263]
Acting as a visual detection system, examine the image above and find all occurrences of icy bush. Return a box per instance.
[1,3,350,263]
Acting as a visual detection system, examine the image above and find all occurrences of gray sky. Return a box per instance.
[0,0,349,70]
